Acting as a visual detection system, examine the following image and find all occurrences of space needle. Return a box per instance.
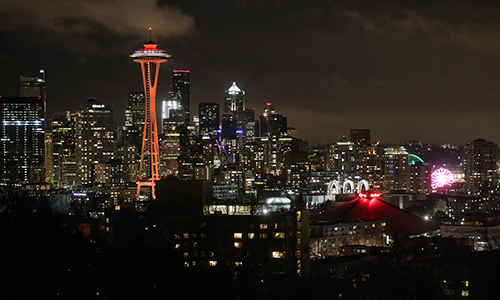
[131,28,170,201]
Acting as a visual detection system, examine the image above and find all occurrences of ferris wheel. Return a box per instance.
[431,168,454,190]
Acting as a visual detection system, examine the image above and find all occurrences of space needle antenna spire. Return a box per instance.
[130,28,171,203]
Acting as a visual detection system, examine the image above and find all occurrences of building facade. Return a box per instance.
[0,97,45,183]
[464,139,497,195]
[75,98,115,185]
[172,69,190,125]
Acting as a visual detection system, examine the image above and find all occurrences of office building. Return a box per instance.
[224,82,245,117]
[121,92,144,182]
[49,111,77,187]
[161,92,183,131]
[358,143,384,191]
[384,146,409,191]
[75,98,115,184]
[0,96,44,183]
[329,136,359,182]
[123,91,145,147]
[172,69,190,125]
[464,139,497,195]
[256,103,287,175]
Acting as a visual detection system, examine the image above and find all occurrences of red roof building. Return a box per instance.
[320,193,440,238]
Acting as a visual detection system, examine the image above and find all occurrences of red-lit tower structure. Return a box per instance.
[131,28,171,200]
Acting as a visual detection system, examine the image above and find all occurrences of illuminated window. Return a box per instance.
[272,251,284,258]
[192,261,196,266]
[174,234,181,239]
[234,242,242,248]
[248,233,255,239]
[260,233,268,239]
[106,218,109,223]
[183,252,189,258]
[209,260,217,267]
[234,232,243,239]
[183,233,189,239]
[106,227,109,232]
[260,224,268,230]
[184,262,189,267]
[235,261,243,267]
[175,244,180,249]
[201,233,206,238]
[462,290,469,297]
[274,232,285,239]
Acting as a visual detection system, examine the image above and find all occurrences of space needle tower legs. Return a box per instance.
[131,28,171,201]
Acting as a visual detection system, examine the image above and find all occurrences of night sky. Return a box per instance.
[1,0,500,146]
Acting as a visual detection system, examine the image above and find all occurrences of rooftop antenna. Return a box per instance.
[149,27,152,42]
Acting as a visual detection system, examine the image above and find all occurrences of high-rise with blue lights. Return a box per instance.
[0,96,44,183]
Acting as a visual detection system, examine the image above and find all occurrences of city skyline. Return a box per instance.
[1,0,500,146]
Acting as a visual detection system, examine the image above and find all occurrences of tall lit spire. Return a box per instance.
[131,28,171,201]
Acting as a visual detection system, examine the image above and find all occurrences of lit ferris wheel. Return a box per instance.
[431,168,454,190]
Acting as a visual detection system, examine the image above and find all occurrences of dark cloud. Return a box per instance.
[0,0,194,55]
[1,0,500,146]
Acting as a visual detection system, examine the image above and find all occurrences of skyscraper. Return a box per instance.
[122,92,145,182]
[257,103,287,175]
[19,70,46,128]
[464,139,497,195]
[123,91,145,147]
[75,98,115,184]
[131,29,170,200]
[161,92,183,131]
[0,96,44,183]
[220,82,247,165]
[384,146,409,191]
[224,82,245,119]
[329,136,358,181]
[50,111,76,188]
[172,69,190,124]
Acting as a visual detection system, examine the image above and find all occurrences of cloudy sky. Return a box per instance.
[1,0,500,146]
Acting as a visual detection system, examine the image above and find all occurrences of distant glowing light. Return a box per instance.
[431,168,454,189]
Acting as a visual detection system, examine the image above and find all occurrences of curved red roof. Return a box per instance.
[320,196,440,237]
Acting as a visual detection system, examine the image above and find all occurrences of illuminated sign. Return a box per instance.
[359,192,381,198]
